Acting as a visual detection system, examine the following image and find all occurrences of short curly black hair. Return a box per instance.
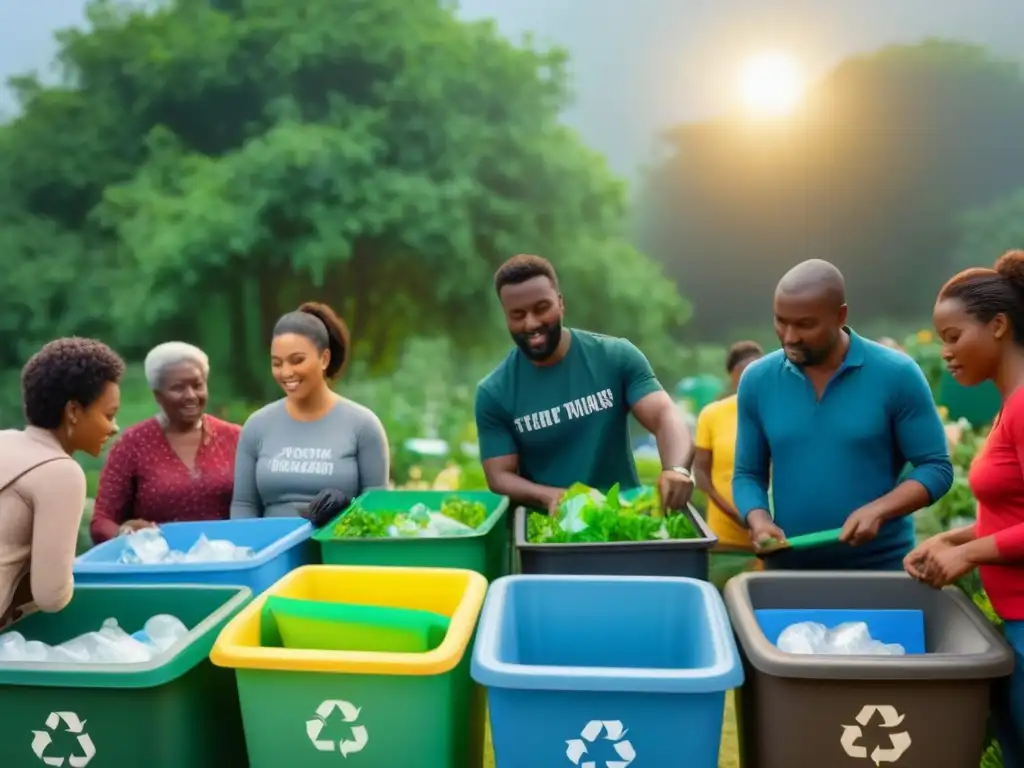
[726,340,763,373]
[21,338,126,429]
[494,254,559,295]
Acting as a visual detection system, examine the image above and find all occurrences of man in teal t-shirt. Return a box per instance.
[474,254,695,513]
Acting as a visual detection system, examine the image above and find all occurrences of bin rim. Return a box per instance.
[311,489,509,544]
[0,583,252,689]
[514,503,718,553]
[471,574,744,693]
[210,564,487,676]
[73,518,313,575]
[723,571,1015,680]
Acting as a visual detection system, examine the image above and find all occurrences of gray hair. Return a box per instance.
[144,342,210,390]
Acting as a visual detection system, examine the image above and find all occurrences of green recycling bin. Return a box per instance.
[211,565,488,768]
[313,490,510,580]
[937,370,999,428]
[0,584,251,768]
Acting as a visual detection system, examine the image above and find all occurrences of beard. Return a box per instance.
[784,335,837,368]
[512,320,563,362]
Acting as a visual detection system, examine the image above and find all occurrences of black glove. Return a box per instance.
[302,488,352,529]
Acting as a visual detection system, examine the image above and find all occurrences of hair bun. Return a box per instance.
[995,250,1024,288]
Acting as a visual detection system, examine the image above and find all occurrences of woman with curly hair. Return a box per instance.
[905,250,1024,765]
[0,338,125,629]
[231,302,389,524]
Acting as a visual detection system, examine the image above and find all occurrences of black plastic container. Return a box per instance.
[514,504,717,579]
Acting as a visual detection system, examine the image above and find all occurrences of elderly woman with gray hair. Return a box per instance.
[90,342,242,543]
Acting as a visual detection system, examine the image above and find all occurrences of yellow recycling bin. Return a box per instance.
[211,565,487,768]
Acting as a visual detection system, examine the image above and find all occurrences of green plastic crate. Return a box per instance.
[0,584,251,768]
[312,490,510,580]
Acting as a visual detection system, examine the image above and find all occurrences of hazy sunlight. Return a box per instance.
[738,51,805,118]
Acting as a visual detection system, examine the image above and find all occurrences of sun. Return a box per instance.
[738,51,805,118]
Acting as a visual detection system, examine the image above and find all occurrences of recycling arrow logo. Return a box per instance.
[31,712,96,767]
[305,699,368,757]
[840,705,912,764]
[565,720,635,768]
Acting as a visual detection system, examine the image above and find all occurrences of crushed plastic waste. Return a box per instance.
[776,621,907,656]
[384,503,476,538]
[0,614,189,663]
[117,528,256,564]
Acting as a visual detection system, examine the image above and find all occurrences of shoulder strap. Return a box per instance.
[0,455,72,496]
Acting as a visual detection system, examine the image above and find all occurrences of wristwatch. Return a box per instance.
[667,465,693,480]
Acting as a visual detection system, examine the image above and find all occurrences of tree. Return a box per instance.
[641,40,1024,337]
[0,0,688,399]
[954,189,1024,270]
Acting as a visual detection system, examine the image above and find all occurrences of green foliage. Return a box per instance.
[525,483,699,543]
[900,330,944,396]
[0,0,688,399]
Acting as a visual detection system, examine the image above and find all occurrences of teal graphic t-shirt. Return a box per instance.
[474,330,663,491]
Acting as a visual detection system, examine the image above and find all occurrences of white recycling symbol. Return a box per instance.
[840,705,912,764]
[565,720,635,768]
[305,699,368,757]
[31,712,96,767]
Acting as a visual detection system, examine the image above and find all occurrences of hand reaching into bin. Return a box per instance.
[302,489,352,529]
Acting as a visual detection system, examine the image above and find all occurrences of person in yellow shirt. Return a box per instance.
[694,341,764,572]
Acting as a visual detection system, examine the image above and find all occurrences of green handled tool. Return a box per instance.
[757,526,845,555]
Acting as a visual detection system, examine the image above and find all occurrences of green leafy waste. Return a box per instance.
[526,483,701,543]
[332,497,489,538]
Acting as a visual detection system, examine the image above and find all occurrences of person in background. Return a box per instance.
[1,338,124,629]
[877,336,905,353]
[474,254,694,513]
[904,250,1024,764]
[734,259,953,570]
[231,302,389,520]
[91,342,241,544]
[693,341,763,556]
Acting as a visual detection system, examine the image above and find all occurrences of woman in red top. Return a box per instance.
[904,249,1024,765]
[90,342,242,544]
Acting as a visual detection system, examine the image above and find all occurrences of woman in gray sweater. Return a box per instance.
[230,302,390,520]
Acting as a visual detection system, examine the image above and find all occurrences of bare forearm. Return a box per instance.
[654,412,694,469]
[487,470,562,510]
[694,469,740,520]
[940,524,977,546]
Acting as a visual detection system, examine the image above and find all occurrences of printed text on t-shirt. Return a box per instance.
[270,447,334,475]
[513,389,615,434]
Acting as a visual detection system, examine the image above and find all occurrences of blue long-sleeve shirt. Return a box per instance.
[733,330,953,569]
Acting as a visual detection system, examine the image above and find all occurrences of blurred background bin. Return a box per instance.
[514,503,717,579]
[0,584,251,768]
[211,564,487,768]
[472,574,743,768]
[313,490,509,580]
[75,518,317,594]
[723,571,1013,768]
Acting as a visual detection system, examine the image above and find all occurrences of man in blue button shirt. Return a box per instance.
[733,260,953,570]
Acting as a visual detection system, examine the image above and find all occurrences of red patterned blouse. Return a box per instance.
[90,415,242,544]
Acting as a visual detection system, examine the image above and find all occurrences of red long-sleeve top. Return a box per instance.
[90,416,241,544]
[969,387,1024,620]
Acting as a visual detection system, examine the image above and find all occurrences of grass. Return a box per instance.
[482,692,740,767]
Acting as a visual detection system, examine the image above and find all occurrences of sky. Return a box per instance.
[2,0,1022,177]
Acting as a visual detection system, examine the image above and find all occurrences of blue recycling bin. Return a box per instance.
[472,574,743,768]
[74,518,317,594]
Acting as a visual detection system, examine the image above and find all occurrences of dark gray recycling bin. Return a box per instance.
[723,571,1013,768]
[514,504,717,579]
